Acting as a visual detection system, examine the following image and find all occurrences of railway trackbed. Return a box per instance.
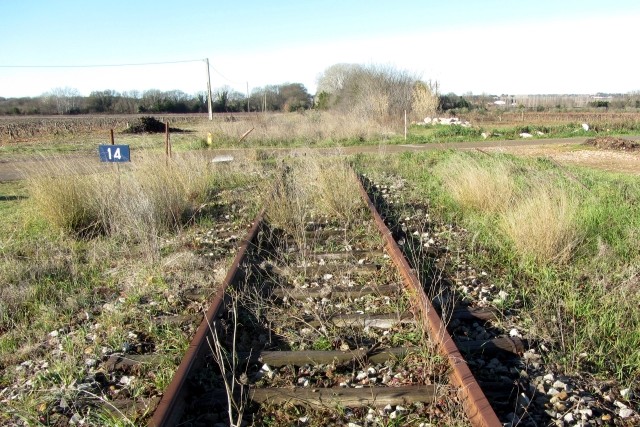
[144,167,524,427]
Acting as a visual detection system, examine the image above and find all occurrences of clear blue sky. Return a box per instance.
[1,0,639,97]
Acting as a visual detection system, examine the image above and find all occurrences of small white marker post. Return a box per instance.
[404,110,407,141]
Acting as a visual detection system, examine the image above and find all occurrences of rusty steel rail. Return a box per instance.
[355,175,502,427]
[149,210,264,427]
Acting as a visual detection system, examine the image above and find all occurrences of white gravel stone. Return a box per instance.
[579,408,593,418]
[619,408,634,418]
[563,412,574,423]
[621,388,633,399]
[49,330,59,338]
[614,400,628,409]
[552,380,567,390]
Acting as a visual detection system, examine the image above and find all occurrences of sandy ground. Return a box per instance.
[1,137,639,182]
[482,143,640,175]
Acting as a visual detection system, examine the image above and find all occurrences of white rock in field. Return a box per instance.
[563,412,575,423]
[49,330,59,338]
[582,123,589,131]
[509,328,521,338]
[519,132,533,138]
[621,388,633,399]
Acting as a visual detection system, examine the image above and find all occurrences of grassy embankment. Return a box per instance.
[359,150,640,384]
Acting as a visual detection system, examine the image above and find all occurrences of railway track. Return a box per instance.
[147,169,511,427]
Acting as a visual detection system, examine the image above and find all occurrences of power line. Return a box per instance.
[209,64,243,86]
[0,59,204,68]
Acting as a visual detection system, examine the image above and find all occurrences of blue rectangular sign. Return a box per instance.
[99,145,130,162]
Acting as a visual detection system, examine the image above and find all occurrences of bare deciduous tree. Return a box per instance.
[45,87,81,114]
[316,63,438,122]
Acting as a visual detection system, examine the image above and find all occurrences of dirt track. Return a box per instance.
[2,136,639,182]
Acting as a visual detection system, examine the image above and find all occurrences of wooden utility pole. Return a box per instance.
[165,121,171,159]
[205,58,213,121]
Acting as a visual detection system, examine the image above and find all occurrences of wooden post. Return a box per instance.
[165,122,171,159]
[110,129,115,145]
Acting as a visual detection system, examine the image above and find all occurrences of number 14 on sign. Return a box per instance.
[99,145,130,162]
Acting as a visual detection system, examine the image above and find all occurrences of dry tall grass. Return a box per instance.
[265,155,364,234]
[437,155,515,213]
[500,182,580,264]
[25,152,234,259]
[435,154,580,264]
[205,111,398,146]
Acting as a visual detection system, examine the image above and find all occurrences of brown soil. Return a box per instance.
[485,143,640,175]
[583,136,640,151]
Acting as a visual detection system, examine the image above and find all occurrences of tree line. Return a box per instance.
[0,63,442,121]
[0,83,313,116]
